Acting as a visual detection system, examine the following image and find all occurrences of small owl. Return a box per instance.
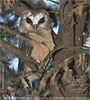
[19,9,55,62]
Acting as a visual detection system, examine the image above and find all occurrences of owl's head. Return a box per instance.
[19,9,51,37]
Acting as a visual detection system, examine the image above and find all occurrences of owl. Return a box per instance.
[19,9,55,62]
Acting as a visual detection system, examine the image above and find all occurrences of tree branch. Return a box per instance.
[0,22,32,44]
[0,38,38,71]
[39,45,90,69]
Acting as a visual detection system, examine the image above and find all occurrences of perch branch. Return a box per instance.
[39,45,90,69]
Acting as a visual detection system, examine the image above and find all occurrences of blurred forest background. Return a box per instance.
[0,0,90,100]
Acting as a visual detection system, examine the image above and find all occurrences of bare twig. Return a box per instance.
[47,0,59,5]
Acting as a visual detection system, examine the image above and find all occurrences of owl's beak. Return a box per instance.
[33,24,38,31]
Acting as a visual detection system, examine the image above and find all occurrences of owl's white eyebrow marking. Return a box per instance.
[29,13,44,25]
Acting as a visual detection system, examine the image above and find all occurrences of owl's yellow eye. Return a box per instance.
[26,17,33,25]
[38,17,45,25]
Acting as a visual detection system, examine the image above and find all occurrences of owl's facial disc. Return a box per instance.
[26,15,45,31]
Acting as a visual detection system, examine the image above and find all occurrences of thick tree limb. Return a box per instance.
[0,38,38,71]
